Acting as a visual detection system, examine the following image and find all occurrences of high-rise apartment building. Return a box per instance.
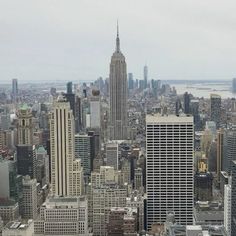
[146,114,194,229]
[17,104,33,145]
[210,94,221,129]
[108,25,128,140]
[50,95,84,196]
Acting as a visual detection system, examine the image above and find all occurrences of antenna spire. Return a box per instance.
[116,20,120,52]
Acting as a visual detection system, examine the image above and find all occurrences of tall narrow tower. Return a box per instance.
[50,95,75,196]
[108,24,128,140]
[144,65,148,89]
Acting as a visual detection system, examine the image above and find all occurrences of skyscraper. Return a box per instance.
[210,94,221,129]
[12,78,18,102]
[17,104,33,145]
[146,114,194,229]
[108,24,128,140]
[50,95,84,196]
[184,92,190,114]
[232,78,236,93]
[144,65,148,89]
[231,161,236,235]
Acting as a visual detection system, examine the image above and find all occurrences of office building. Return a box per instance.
[231,161,236,235]
[90,90,101,129]
[144,65,148,89]
[17,104,33,145]
[50,96,76,196]
[134,167,143,190]
[17,144,36,179]
[34,196,89,236]
[183,92,190,114]
[21,176,37,220]
[146,114,194,229]
[92,185,127,236]
[0,200,20,224]
[108,25,128,140]
[224,182,231,236]
[12,78,18,102]
[2,220,34,236]
[226,127,236,172]
[210,94,221,128]
[232,78,236,93]
[128,73,134,90]
[0,157,22,202]
[75,133,91,176]
[217,128,226,183]
[106,142,119,170]
[107,207,138,236]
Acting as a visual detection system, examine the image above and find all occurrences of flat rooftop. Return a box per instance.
[146,114,193,123]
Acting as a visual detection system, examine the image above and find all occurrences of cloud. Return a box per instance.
[0,0,236,82]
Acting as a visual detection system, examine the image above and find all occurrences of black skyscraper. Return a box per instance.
[184,92,190,114]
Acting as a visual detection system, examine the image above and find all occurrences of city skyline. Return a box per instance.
[1,0,236,82]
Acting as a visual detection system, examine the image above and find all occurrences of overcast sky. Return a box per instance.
[0,0,236,83]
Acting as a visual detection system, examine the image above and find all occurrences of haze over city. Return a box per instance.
[1,0,236,82]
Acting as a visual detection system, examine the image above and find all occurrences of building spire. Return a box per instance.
[116,20,120,52]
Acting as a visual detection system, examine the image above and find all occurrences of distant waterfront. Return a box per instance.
[168,81,235,99]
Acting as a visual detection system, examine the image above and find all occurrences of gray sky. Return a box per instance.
[0,0,236,83]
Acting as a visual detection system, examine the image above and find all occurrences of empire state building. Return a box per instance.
[108,25,128,140]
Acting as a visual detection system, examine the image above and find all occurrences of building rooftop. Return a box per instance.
[4,220,33,231]
[146,114,193,123]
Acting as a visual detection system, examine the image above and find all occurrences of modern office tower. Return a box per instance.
[3,220,34,236]
[231,161,236,235]
[128,73,134,90]
[12,78,18,102]
[226,127,236,172]
[88,130,100,171]
[17,104,33,145]
[210,94,221,129]
[91,166,117,188]
[175,98,182,116]
[224,182,231,236]
[232,78,236,93]
[65,82,76,117]
[146,114,194,229]
[35,146,49,187]
[194,172,213,201]
[144,65,148,89]
[126,193,145,232]
[66,81,73,94]
[34,196,89,236]
[134,167,143,190]
[190,99,200,130]
[183,92,190,114]
[75,95,82,132]
[92,185,127,236]
[90,90,101,129]
[217,128,226,183]
[0,112,11,131]
[0,158,22,202]
[17,145,36,179]
[50,96,76,196]
[121,159,131,184]
[21,176,37,220]
[75,133,91,176]
[108,25,128,140]
[107,207,138,236]
[106,142,119,169]
[0,200,19,224]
